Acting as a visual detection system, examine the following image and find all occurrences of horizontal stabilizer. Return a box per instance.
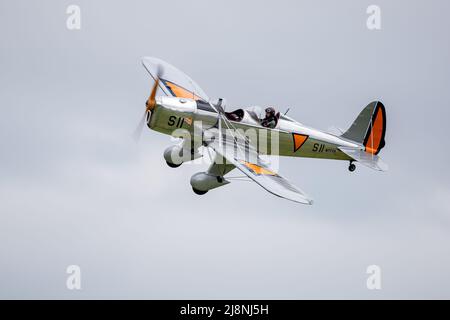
[339,147,388,171]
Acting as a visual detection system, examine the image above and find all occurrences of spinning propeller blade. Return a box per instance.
[133,65,163,142]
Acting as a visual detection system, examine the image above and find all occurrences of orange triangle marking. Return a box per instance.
[292,133,308,152]
[240,161,277,176]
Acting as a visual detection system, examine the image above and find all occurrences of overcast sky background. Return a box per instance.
[1,0,450,299]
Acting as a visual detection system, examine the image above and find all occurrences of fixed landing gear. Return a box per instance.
[348,161,356,172]
[192,188,208,195]
[166,161,182,168]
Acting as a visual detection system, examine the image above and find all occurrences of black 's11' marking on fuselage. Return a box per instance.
[168,115,184,128]
[312,143,326,152]
[312,143,337,154]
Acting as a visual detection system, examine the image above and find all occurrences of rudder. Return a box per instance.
[341,101,386,155]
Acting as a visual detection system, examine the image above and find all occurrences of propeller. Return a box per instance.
[133,65,163,142]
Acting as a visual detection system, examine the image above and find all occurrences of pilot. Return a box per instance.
[261,107,278,128]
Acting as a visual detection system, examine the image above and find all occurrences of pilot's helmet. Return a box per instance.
[265,107,275,117]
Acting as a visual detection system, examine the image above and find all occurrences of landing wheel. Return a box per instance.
[166,161,181,168]
[192,188,208,195]
[348,162,356,172]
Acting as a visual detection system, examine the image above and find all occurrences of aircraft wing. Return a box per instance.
[207,136,313,205]
[142,57,209,102]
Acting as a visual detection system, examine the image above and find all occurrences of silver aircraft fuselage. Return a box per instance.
[148,96,359,161]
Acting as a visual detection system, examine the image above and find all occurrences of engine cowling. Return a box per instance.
[190,172,229,193]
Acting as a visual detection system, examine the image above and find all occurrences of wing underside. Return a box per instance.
[208,137,313,205]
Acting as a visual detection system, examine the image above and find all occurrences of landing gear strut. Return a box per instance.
[348,161,356,172]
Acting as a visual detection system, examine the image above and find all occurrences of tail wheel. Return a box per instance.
[192,188,208,195]
[348,162,356,172]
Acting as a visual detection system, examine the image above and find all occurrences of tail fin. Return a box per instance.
[341,101,386,155]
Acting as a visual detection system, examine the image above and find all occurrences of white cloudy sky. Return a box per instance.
[1,0,450,299]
